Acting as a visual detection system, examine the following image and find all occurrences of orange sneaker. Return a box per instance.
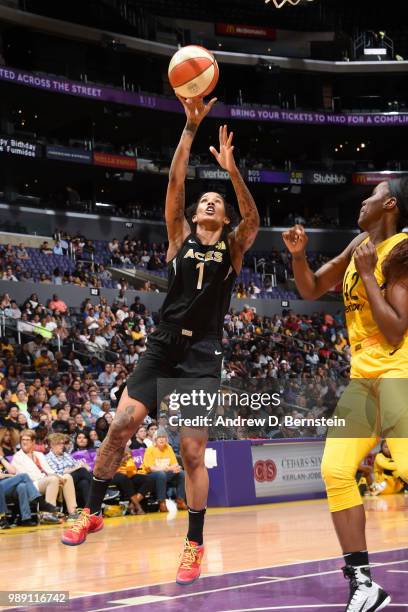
[61,508,104,546]
[176,538,204,585]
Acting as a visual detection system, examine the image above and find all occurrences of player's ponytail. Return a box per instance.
[382,238,408,286]
[382,179,408,283]
[388,177,408,231]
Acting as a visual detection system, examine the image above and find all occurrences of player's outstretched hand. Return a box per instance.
[209,124,237,174]
[354,240,378,277]
[177,95,217,126]
[282,224,308,255]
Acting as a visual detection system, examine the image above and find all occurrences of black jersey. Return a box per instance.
[160,232,236,336]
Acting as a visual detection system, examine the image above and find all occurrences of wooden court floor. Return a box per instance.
[0,495,407,605]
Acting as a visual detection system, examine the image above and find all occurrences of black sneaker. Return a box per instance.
[38,499,58,513]
[38,512,62,525]
[20,518,39,527]
[0,516,11,529]
[343,565,391,611]
[104,489,120,502]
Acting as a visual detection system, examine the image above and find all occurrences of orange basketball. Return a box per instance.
[168,45,219,99]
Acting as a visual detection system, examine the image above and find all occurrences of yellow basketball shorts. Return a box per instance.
[321,345,408,512]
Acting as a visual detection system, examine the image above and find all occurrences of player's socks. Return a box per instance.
[187,507,206,546]
[342,552,390,611]
[88,476,111,514]
[344,550,371,575]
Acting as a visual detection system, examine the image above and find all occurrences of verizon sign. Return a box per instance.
[197,166,230,180]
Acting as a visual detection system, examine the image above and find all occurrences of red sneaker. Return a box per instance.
[61,508,103,546]
[176,539,205,585]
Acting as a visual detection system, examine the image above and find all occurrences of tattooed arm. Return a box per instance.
[209,125,260,273]
[229,167,260,270]
[166,96,217,262]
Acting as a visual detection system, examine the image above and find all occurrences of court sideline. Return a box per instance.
[1,495,407,611]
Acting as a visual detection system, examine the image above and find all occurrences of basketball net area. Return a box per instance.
[265,0,316,8]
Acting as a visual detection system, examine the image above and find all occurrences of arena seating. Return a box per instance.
[1,234,337,299]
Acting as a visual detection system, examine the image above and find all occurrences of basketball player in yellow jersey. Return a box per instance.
[283,178,408,612]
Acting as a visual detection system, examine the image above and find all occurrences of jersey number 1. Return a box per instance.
[196,262,204,290]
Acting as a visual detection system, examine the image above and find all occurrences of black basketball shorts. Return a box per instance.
[126,322,223,414]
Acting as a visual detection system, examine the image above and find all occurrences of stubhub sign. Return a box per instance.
[309,172,348,185]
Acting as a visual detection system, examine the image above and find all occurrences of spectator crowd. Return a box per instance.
[0,234,167,291]
[1,231,339,302]
[0,284,357,527]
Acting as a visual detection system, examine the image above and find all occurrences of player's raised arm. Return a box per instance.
[210,125,260,272]
[282,225,368,300]
[166,96,217,260]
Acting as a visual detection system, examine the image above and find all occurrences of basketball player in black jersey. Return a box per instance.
[62,96,260,584]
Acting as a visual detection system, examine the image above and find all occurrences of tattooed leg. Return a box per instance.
[93,387,148,480]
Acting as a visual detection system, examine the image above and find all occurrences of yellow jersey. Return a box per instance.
[343,232,408,347]
[142,444,178,473]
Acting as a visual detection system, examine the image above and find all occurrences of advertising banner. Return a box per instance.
[304,171,349,185]
[216,22,276,40]
[2,66,408,126]
[352,171,407,185]
[197,166,230,180]
[0,136,39,158]
[251,441,325,498]
[93,152,137,170]
[229,107,408,126]
[247,169,304,184]
[247,170,290,184]
[46,145,92,164]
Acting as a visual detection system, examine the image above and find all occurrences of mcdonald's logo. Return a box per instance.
[352,174,367,185]
[352,172,405,185]
[216,22,276,40]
